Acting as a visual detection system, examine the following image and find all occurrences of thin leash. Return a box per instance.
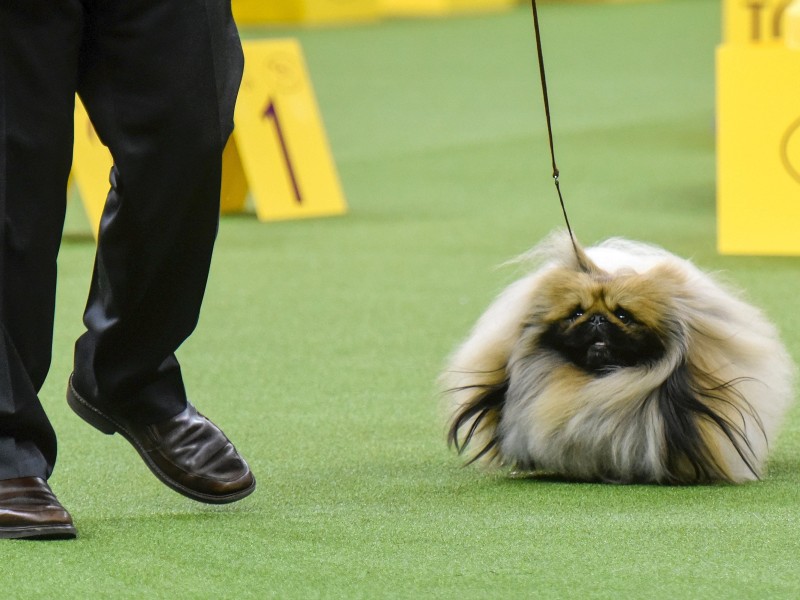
[529,0,581,258]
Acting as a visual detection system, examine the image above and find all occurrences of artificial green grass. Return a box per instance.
[4,1,800,597]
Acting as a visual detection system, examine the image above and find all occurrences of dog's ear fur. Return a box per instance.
[447,377,509,464]
[442,269,546,465]
[657,362,761,483]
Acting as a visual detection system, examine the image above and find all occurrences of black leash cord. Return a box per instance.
[530,0,580,256]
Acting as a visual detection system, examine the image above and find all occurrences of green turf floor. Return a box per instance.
[5,0,800,597]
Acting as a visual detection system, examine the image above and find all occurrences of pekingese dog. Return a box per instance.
[442,232,795,484]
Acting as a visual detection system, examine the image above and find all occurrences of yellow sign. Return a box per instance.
[448,0,516,9]
[234,39,347,222]
[71,102,255,237]
[716,45,800,255]
[722,0,794,45]
[71,38,346,232]
[220,138,249,214]
[71,99,111,236]
[382,0,515,16]
[232,0,377,24]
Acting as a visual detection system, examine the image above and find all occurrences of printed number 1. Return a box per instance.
[264,98,302,204]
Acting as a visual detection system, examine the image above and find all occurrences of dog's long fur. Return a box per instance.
[442,233,795,484]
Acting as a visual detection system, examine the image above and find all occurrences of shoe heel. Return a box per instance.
[66,386,117,435]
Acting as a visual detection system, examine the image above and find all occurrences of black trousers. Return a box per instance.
[0,0,243,480]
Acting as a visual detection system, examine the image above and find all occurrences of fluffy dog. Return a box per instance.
[442,233,795,484]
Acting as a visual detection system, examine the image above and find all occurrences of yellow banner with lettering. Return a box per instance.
[716,1,800,255]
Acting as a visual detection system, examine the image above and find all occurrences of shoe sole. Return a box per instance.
[67,379,256,505]
[0,524,76,540]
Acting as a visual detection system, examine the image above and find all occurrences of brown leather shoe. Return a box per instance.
[67,376,255,504]
[0,477,76,540]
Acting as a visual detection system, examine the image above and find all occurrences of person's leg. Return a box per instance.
[71,0,243,424]
[0,0,83,539]
[0,0,83,482]
[68,0,254,504]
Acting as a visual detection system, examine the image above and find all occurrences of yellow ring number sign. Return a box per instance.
[233,38,347,222]
[71,38,347,237]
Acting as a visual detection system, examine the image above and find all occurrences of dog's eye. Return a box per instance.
[614,307,633,324]
[568,308,584,321]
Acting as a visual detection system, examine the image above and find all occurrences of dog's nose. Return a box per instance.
[588,314,608,327]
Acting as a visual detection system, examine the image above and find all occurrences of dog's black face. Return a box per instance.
[529,267,671,374]
[539,305,666,373]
